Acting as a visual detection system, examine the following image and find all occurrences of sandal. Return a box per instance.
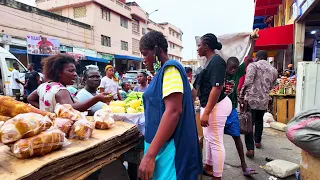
[243,168,257,176]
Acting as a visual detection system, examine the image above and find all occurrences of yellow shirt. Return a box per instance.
[162,66,193,99]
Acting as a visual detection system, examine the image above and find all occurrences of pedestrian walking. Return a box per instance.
[10,62,24,100]
[138,30,202,180]
[239,50,278,158]
[24,63,41,97]
[196,33,232,179]
[100,65,122,100]
[133,71,148,92]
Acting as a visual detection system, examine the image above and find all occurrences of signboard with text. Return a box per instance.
[27,35,60,55]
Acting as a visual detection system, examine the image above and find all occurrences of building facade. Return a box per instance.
[36,0,183,67]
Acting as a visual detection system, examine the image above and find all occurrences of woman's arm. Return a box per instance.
[56,89,112,112]
[27,90,40,108]
[117,89,122,100]
[192,88,197,102]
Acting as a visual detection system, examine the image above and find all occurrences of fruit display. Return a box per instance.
[106,92,144,114]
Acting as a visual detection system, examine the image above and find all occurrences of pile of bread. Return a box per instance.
[0,96,115,159]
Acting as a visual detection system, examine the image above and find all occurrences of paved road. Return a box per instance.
[202,128,301,180]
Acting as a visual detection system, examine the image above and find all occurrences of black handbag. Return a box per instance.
[239,102,253,134]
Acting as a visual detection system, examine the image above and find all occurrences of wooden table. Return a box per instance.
[0,121,143,180]
[270,94,296,124]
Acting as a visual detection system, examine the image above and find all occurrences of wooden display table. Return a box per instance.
[0,121,142,180]
[300,150,320,180]
[270,94,295,124]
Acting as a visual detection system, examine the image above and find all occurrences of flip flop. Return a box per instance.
[203,170,213,177]
[243,168,257,176]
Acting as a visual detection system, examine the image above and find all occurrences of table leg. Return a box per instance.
[127,162,138,180]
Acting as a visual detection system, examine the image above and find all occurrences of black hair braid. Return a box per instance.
[140,30,168,62]
[201,33,222,51]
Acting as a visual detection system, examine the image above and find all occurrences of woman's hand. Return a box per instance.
[95,93,113,103]
[138,154,155,180]
[200,113,209,127]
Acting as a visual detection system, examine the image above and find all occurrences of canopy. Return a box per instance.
[85,56,110,63]
[255,0,283,16]
[255,24,294,50]
[114,54,142,61]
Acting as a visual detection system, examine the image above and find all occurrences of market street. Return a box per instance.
[202,128,301,180]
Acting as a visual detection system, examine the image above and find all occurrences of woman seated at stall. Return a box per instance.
[76,68,107,115]
[28,54,112,112]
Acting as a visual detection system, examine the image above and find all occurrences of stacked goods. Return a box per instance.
[107,92,144,114]
[54,104,94,140]
[271,76,296,95]
[0,112,68,158]
[0,96,55,118]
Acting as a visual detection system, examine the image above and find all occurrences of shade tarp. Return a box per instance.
[114,54,142,61]
[255,24,294,50]
[85,56,110,63]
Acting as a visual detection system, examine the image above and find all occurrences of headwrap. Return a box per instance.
[104,65,118,82]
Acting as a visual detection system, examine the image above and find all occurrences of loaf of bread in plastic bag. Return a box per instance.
[11,129,67,158]
[69,119,94,140]
[54,104,82,121]
[53,118,74,135]
[0,96,55,118]
[0,113,53,144]
[0,115,11,122]
[94,108,115,130]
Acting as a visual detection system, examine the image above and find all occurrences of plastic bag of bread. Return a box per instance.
[69,119,94,140]
[53,118,74,135]
[0,115,11,122]
[94,108,115,130]
[10,128,68,159]
[0,96,55,118]
[54,104,82,121]
[0,113,53,144]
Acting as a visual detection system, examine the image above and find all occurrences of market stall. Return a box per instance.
[0,95,144,180]
[0,121,142,180]
[270,76,296,124]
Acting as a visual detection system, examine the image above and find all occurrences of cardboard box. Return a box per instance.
[300,150,320,180]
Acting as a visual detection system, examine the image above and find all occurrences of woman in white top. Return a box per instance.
[76,69,106,115]
[100,65,122,100]
[27,55,112,112]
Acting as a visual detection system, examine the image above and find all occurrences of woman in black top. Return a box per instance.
[197,33,232,179]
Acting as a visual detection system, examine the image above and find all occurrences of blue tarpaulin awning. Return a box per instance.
[114,54,141,61]
[9,48,27,54]
[85,56,110,63]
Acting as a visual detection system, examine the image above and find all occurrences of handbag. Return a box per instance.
[239,101,253,134]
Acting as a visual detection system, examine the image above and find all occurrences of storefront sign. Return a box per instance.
[65,52,85,61]
[60,45,73,52]
[26,35,60,55]
[73,47,97,58]
[97,52,114,61]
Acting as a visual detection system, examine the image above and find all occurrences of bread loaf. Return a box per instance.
[0,115,11,122]
[11,129,65,158]
[0,96,55,118]
[54,104,82,121]
[53,118,73,135]
[0,113,53,144]
[94,108,114,130]
[69,119,94,140]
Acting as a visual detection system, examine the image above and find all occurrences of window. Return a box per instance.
[172,44,175,49]
[6,58,25,73]
[101,35,111,47]
[121,41,128,51]
[74,6,86,18]
[142,28,146,35]
[169,30,172,35]
[101,8,111,21]
[132,38,140,56]
[132,19,139,33]
[120,16,128,28]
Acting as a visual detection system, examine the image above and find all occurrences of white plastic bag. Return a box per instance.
[263,112,275,128]
[94,108,115,130]
[112,113,145,135]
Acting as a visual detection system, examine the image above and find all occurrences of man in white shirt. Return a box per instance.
[10,62,24,100]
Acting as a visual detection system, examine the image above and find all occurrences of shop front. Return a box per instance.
[114,54,142,75]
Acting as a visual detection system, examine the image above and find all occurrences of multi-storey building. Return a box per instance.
[36,0,183,71]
